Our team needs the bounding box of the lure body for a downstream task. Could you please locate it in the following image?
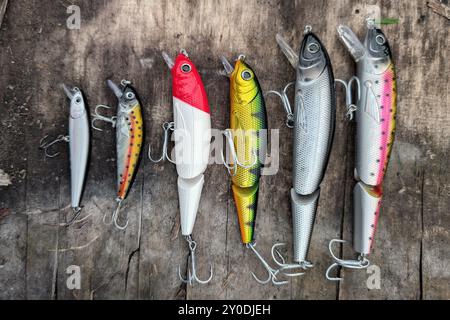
[169,52,211,236]
[67,87,90,210]
[292,32,335,263]
[338,23,397,255]
[275,30,335,264]
[110,81,144,201]
[91,80,144,230]
[228,57,267,244]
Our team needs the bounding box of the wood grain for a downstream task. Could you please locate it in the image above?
[0,0,448,300]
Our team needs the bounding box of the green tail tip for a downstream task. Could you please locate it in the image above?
[376,18,400,25]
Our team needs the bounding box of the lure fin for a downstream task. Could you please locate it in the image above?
[364,81,381,123]
[61,83,75,100]
[275,34,298,69]
[337,25,366,62]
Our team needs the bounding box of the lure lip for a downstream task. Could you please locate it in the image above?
[107,79,123,99]
[220,54,249,77]
[336,24,366,62]
[162,51,175,69]
[162,49,190,70]
[61,83,76,100]
[275,34,298,69]
[220,56,234,76]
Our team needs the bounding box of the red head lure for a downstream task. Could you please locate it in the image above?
[149,50,212,285]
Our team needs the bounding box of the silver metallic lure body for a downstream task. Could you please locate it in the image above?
[67,87,90,211]
[291,30,336,265]
[326,20,397,281]
[39,85,90,225]
[271,27,335,271]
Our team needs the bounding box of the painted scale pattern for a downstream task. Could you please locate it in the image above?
[229,59,267,244]
[367,63,397,251]
[117,102,143,200]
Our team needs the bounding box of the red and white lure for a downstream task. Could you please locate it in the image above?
[326,19,397,281]
[149,50,213,285]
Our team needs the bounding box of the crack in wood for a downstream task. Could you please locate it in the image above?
[427,0,450,20]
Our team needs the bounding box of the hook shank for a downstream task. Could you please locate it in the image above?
[178,235,213,285]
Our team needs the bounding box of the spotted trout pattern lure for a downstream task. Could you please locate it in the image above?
[92,79,144,230]
[326,19,397,280]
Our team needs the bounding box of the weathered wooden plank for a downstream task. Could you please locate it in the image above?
[271,0,355,300]
[423,147,450,299]
[338,0,449,299]
[0,0,28,300]
[0,0,7,29]
[0,0,448,300]
[140,58,186,300]
[421,0,450,300]
[53,11,148,299]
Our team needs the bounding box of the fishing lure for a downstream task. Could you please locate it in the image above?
[221,54,292,285]
[149,49,213,285]
[92,79,144,230]
[39,84,90,225]
[326,19,397,280]
[268,26,336,275]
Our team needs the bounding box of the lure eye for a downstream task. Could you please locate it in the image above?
[75,97,81,104]
[375,34,386,45]
[307,42,320,54]
[241,70,252,81]
[125,92,135,100]
[181,63,192,73]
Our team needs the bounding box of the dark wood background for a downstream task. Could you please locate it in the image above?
[0,0,449,300]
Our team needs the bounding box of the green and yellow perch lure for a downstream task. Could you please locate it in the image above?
[221,55,289,285]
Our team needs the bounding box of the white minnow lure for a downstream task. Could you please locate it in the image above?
[149,49,213,285]
[39,84,90,226]
[91,79,144,230]
[326,19,397,281]
[268,25,336,277]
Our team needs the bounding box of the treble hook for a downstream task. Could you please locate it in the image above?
[270,243,313,277]
[178,235,213,285]
[266,82,295,128]
[246,242,288,285]
[148,122,176,164]
[39,134,69,158]
[61,207,83,227]
[335,76,360,121]
[325,239,370,281]
[221,129,258,176]
[103,198,128,230]
[91,105,117,131]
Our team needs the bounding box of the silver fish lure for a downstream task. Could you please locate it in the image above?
[326,19,397,281]
[268,26,336,275]
[39,84,90,225]
[92,79,144,230]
